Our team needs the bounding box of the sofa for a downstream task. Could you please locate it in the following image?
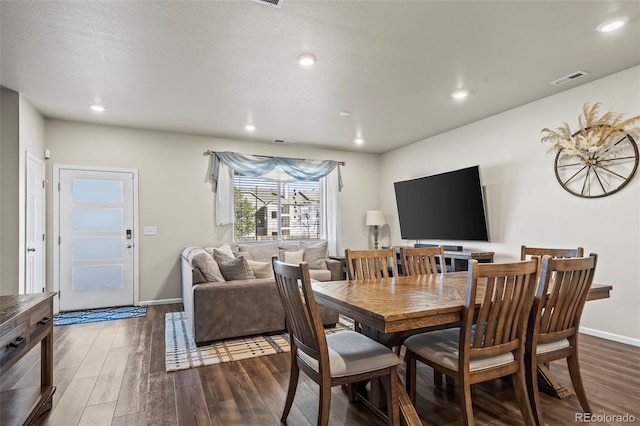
[181,240,341,345]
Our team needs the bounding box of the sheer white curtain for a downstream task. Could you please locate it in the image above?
[215,161,234,225]
[322,168,343,256]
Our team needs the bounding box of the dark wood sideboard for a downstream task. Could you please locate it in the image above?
[0,293,56,426]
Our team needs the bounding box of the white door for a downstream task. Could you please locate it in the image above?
[58,168,135,311]
[26,153,46,294]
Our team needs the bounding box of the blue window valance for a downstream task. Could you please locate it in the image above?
[211,151,343,191]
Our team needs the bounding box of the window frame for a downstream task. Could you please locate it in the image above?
[232,172,324,242]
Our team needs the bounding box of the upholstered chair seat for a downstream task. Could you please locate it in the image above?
[297,330,399,377]
[404,328,515,373]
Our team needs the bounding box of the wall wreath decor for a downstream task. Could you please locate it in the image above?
[541,103,640,198]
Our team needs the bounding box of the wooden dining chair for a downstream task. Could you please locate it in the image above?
[272,258,400,426]
[525,254,598,426]
[400,246,446,276]
[345,248,396,280]
[520,245,584,261]
[344,248,396,334]
[404,259,539,426]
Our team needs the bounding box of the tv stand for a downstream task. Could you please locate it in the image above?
[415,243,463,252]
[396,245,494,273]
[442,249,494,271]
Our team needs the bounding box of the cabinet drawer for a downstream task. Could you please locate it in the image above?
[0,321,28,367]
[30,304,53,339]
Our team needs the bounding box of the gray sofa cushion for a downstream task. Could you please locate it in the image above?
[235,241,279,262]
[193,278,285,343]
[247,259,273,278]
[309,269,332,281]
[302,240,329,270]
[205,242,235,259]
[284,249,304,264]
[216,255,255,281]
[190,250,225,282]
[278,241,301,260]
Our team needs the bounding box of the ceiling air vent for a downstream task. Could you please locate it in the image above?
[550,71,589,86]
[272,139,296,144]
[251,0,283,8]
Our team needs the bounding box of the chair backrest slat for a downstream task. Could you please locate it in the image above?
[272,258,328,364]
[345,248,395,280]
[400,246,445,276]
[521,245,584,261]
[465,259,538,358]
[534,255,597,340]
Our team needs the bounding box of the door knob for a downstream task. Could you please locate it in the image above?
[27,248,36,252]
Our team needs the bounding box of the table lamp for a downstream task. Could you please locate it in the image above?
[366,210,386,249]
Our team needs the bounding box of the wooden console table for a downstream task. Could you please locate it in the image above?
[0,293,56,426]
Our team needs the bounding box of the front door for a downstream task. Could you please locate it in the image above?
[58,168,136,311]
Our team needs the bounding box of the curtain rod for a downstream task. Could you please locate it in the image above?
[206,150,346,166]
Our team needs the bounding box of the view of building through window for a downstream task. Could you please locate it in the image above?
[233,172,322,241]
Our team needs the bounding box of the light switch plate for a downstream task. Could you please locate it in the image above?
[144,226,158,236]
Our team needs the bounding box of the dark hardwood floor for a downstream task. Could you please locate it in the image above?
[2,303,638,425]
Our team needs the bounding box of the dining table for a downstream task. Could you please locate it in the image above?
[312,271,612,426]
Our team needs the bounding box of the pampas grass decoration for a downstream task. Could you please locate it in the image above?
[541,103,640,159]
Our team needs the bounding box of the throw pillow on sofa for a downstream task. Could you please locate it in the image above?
[191,252,226,282]
[278,241,301,261]
[205,242,235,259]
[216,255,256,280]
[247,259,273,278]
[236,241,279,263]
[284,249,305,265]
[301,240,329,270]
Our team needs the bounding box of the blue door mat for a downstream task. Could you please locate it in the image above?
[54,305,147,326]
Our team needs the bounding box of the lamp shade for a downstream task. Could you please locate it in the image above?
[365,210,386,226]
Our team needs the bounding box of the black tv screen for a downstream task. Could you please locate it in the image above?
[394,165,489,241]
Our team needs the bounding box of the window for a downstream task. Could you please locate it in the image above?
[233,172,323,241]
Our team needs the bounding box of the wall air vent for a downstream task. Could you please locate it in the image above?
[272,139,296,144]
[251,0,283,8]
[550,71,589,86]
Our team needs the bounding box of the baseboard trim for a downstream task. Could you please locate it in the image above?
[138,298,183,306]
[580,326,640,347]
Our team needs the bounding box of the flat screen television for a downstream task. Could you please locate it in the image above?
[394,165,489,241]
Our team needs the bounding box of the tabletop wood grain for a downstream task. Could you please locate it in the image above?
[312,272,612,334]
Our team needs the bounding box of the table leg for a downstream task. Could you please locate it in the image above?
[355,326,422,425]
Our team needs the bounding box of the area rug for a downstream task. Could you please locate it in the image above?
[54,305,147,326]
[165,311,353,372]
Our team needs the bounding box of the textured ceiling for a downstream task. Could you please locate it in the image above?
[1,1,639,153]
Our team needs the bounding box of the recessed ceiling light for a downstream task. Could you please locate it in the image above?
[339,111,351,116]
[245,123,256,132]
[90,104,105,113]
[297,53,316,66]
[597,17,629,32]
[452,90,469,100]
[354,137,364,145]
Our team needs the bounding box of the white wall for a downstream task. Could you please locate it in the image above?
[0,89,45,295]
[0,87,20,295]
[45,121,379,302]
[380,66,640,343]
